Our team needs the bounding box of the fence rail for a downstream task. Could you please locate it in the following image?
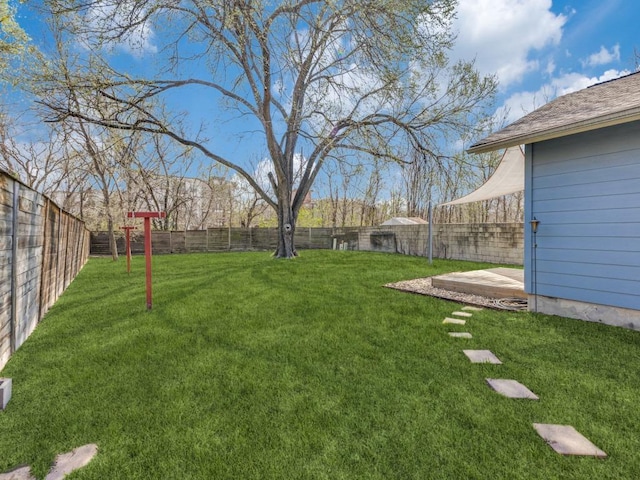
[1,170,91,371]
[91,223,523,265]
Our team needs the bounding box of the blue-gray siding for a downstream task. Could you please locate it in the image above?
[524,120,640,310]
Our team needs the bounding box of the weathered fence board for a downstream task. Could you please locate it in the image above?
[40,201,59,316]
[0,170,90,371]
[90,224,523,264]
[186,230,207,252]
[168,231,185,253]
[91,227,334,254]
[207,228,230,251]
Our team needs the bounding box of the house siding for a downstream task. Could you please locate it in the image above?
[525,120,640,311]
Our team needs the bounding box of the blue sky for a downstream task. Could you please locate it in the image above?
[449,0,638,125]
[10,0,640,190]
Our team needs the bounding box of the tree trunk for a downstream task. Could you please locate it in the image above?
[107,216,119,261]
[274,191,297,258]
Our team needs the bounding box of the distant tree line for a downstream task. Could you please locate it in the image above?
[1,106,523,239]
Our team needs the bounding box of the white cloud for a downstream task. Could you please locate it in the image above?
[451,0,567,87]
[495,88,552,124]
[581,44,620,67]
[497,69,631,123]
[549,69,629,95]
[545,60,556,76]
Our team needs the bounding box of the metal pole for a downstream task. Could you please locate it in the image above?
[532,227,538,313]
[144,217,152,310]
[128,211,164,310]
[126,229,132,273]
[428,201,433,265]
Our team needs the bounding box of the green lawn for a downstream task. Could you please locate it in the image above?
[1,251,639,479]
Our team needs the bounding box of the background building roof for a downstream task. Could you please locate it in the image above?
[380,217,428,226]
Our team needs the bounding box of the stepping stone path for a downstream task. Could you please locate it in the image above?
[533,424,607,458]
[0,444,98,480]
[443,317,466,325]
[0,465,33,480]
[486,378,539,399]
[463,349,502,364]
[448,332,472,339]
[442,305,607,458]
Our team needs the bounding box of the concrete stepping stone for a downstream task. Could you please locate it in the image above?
[533,424,607,458]
[449,332,472,338]
[452,311,473,317]
[45,444,99,480]
[486,379,539,399]
[0,378,12,410]
[443,318,466,325]
[462,306,483,311]
[463,350,502,364]
[0,444,98,480]
[0,465,35,480]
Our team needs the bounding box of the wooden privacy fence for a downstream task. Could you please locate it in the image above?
[1,171,91,371]
[90,227,334,255]
[91,223,523,265]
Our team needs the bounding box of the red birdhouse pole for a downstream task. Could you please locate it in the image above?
[127,211,166,310]
[120,226,136,273]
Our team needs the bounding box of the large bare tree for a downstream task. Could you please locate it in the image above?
[41,0,496,257]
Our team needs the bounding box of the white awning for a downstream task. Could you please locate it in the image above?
[440,146,524,206]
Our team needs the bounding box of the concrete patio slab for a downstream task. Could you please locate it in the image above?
[533,424,607,458]
[462,306,483,311]
[463,350,502,364]
[449,332,473,338]
[432,268,526,299]
[45,444,99,480]
[452,311,473,317]
[0,466,35,480]
[486,379,539,399]
[443,318,466,325]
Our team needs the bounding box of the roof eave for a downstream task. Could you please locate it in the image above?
[467,108,640,154]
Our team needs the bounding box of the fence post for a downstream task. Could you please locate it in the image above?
[10,179,19,355]
[38,199,50,321]
[56,206,62,297]
[428,201,433,265]
[64,215,72,288]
